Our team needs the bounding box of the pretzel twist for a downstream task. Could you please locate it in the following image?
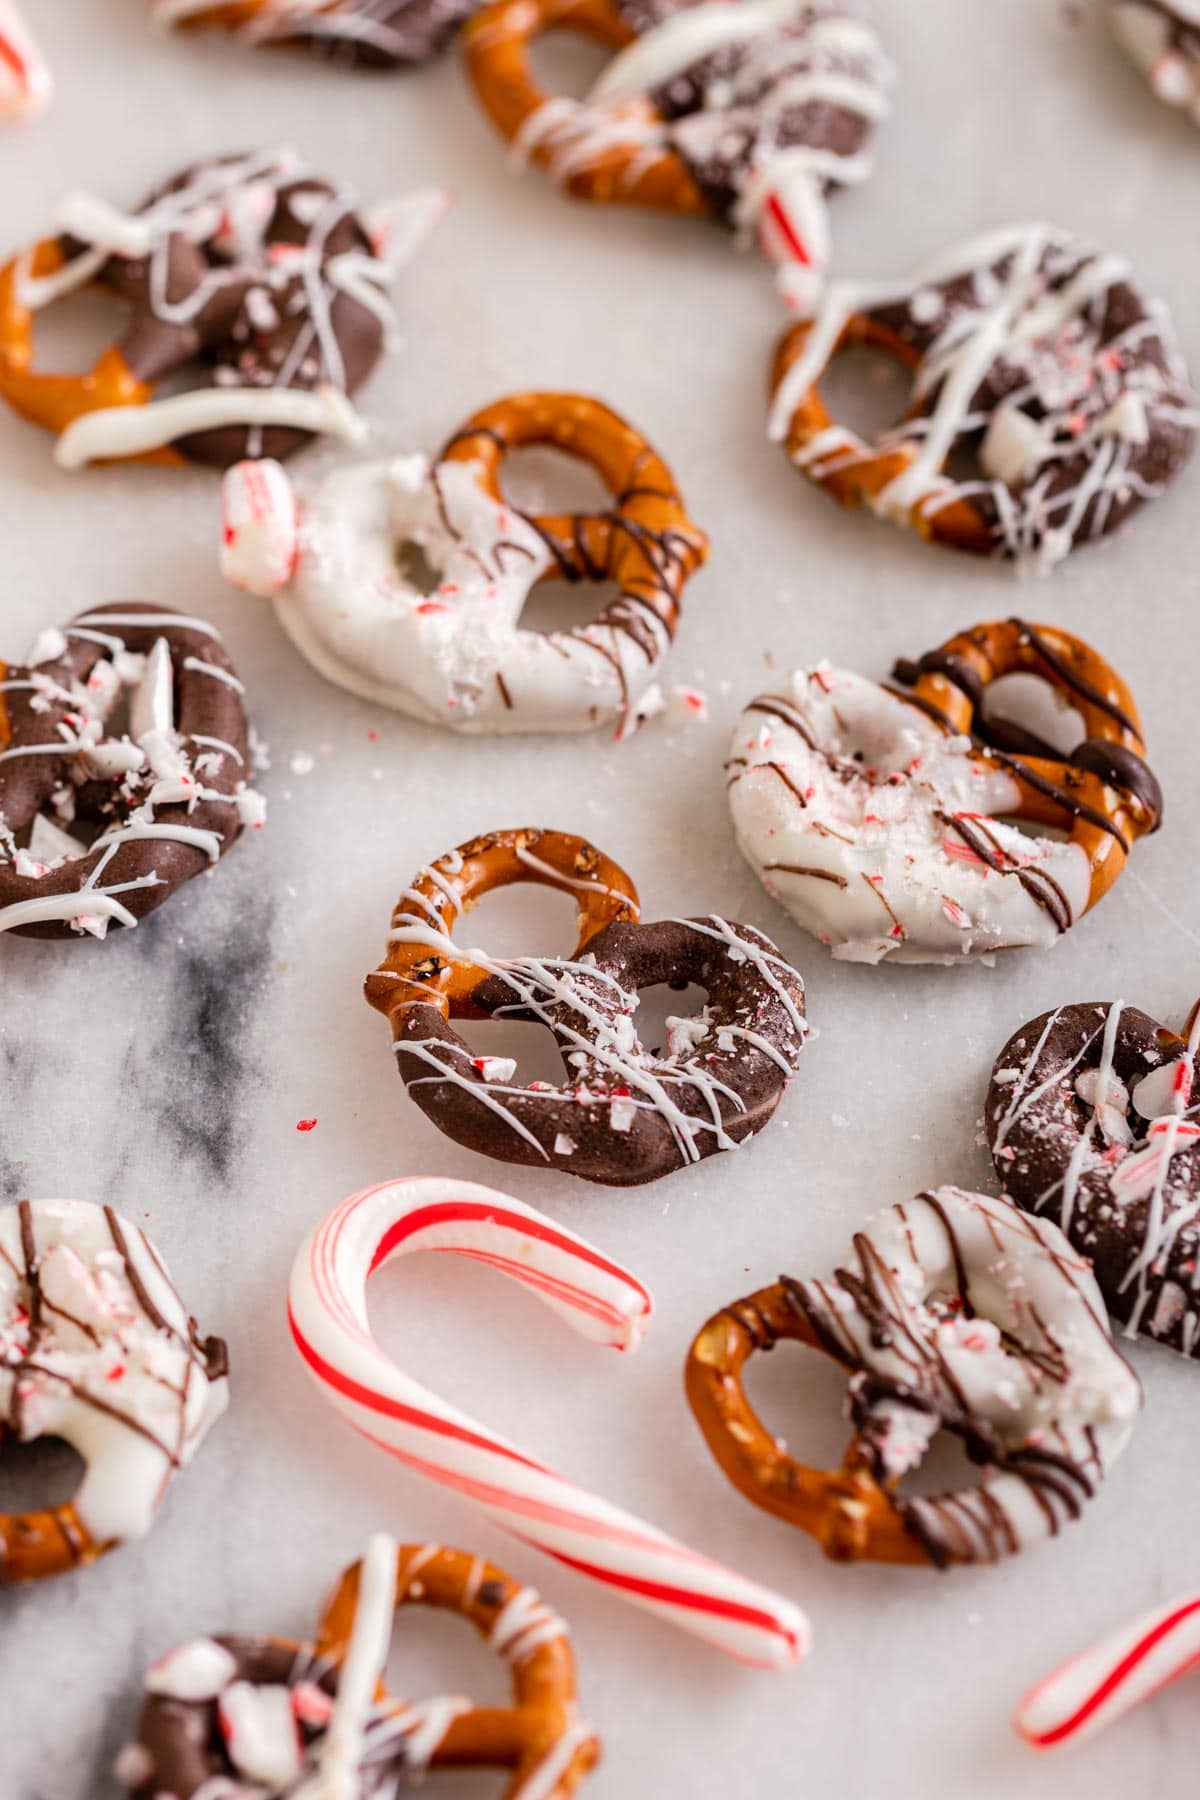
[443,390,707,647]
[366,827,640,1023]
[895,617,1161,914]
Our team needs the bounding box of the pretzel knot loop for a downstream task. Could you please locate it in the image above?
[686,1188,1142,1569]
[220,390,707,735]
[366,827,807,1185]
[119,1538,598,1797]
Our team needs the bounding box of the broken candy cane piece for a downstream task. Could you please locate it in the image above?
[221,459,300,598]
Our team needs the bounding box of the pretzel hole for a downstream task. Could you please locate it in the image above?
[381,1606,512,1717]
[978,671,1086,760]
[0,1435,85,1514]
[633,980,708,1057]
[498,446,612,517]
[527,30,614,101]
[27,283,127,374]
[394,539,444,597]
[520,576,620,635]
[741,1343,1003,1502]
[819,346,914,447]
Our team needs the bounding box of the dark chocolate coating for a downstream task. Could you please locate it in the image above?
[62,154,385,467]
[396,916,806,1186]
[987,1002,1200,1356]
[129,1637,347,1798]
[0,603,255,940]
[647,7,885,225]
[255,0,478,64]
[864,234,1195,557]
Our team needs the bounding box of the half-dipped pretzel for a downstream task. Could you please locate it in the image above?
[116,1534,597,1796]
[153,0,478,64]
[0,1199,228,1586]
[219,391,708,735]
[989,999,1200,1358]
[465,0,890,285]
[0,603,265,940]
[0,147,444,470]
[768,222,1196,566]
[365,828,807,1185]
[686,1187,1141,1567]
[727,617,1160,964]
[1112,2,1200,121]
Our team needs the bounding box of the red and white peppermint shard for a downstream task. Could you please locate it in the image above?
[221,459,299,597]
[1015,1593,1200,1748]
[0,1,51,124]
[287,1176,810,1670]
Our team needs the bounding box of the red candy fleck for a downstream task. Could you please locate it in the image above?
[296,1118,318,1133]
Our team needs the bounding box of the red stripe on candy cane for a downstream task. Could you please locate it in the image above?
[1015,1595,1200,1748]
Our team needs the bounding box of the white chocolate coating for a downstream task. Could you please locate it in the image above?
[0,1198,228,1545]
[221,452,677,734]
[727,666,1093,964]
[791,1186,1141,1561]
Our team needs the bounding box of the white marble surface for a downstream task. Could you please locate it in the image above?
[1,1,1199,1795]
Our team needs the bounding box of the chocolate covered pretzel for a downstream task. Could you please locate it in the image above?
[116,1535,597,1797]
[365,828,808,1186]
[153,0,478,64]
[466,0,890,290]
[728,618,1160,964]
[687,1188,1141,1567]
[0,147,444,469]
[768,222,1196,567]
[0,602,265,940]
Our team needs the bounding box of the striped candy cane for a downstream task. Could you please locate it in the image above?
[288,1177,810,1671]
[1015,1594,1200,1748]
[0,1,51,123]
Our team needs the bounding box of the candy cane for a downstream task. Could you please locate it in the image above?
[287,1177,810,1671]
[0,0,51,124]
[1015,1594,1200,1748]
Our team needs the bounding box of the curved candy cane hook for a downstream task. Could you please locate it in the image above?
[287,1177,810,1670]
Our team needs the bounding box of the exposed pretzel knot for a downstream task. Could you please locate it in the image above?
[365,827,807,1186]
[768,222,1195,567]
[220,390,708,735]
[0,1199,228,1587]
[117,1535,597,1796]
[464,0,889,285]
[0,147,440,470]
[728,617,1159,965]
[685,1187,1141,1569]
[152,0,477,65]
[0,602,265,940]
